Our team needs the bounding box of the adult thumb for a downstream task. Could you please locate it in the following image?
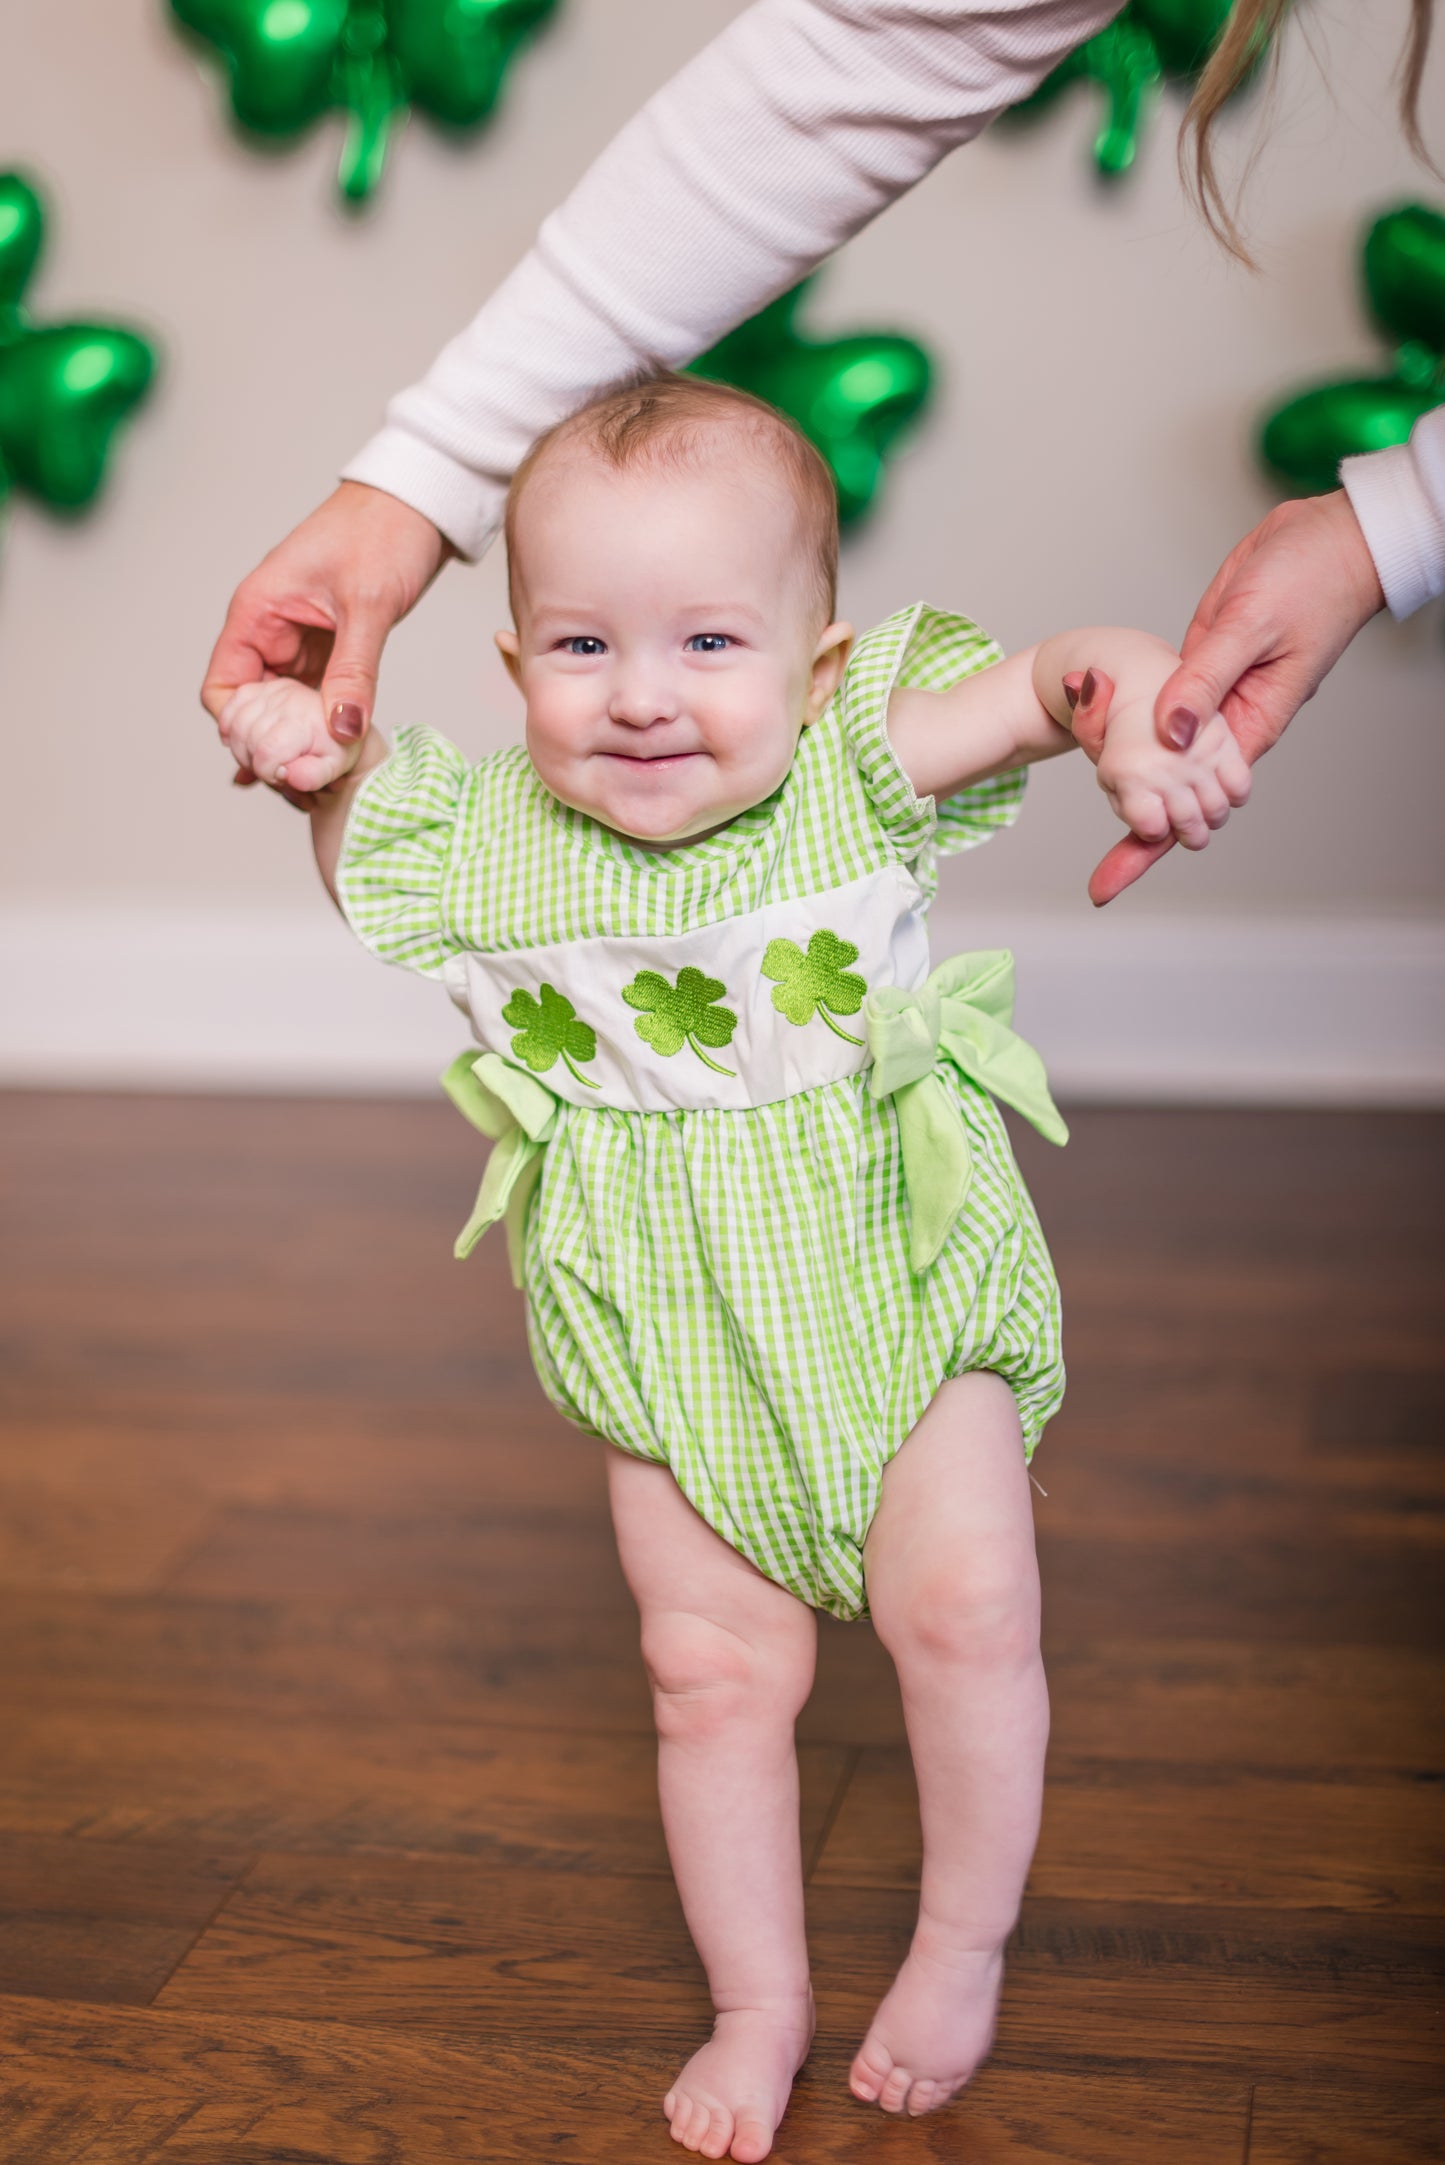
[321,599,390,745]
[1154,615,1263,751]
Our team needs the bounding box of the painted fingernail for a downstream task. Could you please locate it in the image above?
[1080,669,1097,707]
[1064,681,1081,711]
[329,702,365,742]
[1167,706,1199,749]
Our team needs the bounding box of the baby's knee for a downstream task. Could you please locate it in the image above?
[641,1609,810,1741]
[873,1559,1041,1675]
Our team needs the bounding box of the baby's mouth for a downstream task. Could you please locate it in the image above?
[602,748,701,766]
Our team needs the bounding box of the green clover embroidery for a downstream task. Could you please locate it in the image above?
[622,967,737,1077]
[762,930,867,1046]
[502,983,599,1088]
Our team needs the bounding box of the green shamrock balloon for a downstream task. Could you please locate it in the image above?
[1010,0,1248,177]
[622,967,738,1077]
[1259,204,1445,496]
[169,0,559,206]
[689,277,933,526]
[502,982,599,1088]
[0,172,157,517]
[762,931,866,1046]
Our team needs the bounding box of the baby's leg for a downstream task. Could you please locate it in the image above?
[849,1373,1048,2118]
[607,1450,818,2163]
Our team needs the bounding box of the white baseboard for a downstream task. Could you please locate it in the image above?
[2,901,1443,1105]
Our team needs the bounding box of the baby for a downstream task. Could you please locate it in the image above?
[219,376,1249,2163]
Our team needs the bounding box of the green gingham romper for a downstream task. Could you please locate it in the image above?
[337,603,1066,1621]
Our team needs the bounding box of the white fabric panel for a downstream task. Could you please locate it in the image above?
[452,862,930,1110]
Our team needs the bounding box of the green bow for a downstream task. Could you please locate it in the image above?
[441,1048,558,1283]
[865,951,1068,1272]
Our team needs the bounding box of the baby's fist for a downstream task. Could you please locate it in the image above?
[1096,701,1252,854]
[219,678,359,800]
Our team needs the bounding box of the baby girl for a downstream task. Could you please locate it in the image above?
[218,375,1249,2162]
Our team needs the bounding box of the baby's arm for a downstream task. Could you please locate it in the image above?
[219,677,389,900]
[888,627,1252,858]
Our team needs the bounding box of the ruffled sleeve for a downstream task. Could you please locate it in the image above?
[837,603,1027,862]
[335,726,470,979]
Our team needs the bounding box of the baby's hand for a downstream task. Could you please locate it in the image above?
[218,678,360,799]
[1094,691,1252,855]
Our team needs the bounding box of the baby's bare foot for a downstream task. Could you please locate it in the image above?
[848,1922,1004,2118]
[663,1990,815,2161]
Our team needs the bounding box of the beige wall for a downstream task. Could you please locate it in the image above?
[2,0,1442,937]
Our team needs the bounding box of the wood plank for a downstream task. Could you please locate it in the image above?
[0,1479,214,1597]
[1034,1641,1445,1772]
[0,1836,248,2006]
[1034,1532,1445,1647]
[159,1500,632,1609]
[0,1995,669,2165]
[0,1406,612,1512]
[815,1629,1445,1764]
[6,1589,1440,1769]
[0,1588,657,1731]
[0,1705,847,1872]
[0,1994,1248,2165]
[153,1851,1443,2086]
[814,1750,1445,1911]
[1248,2081,1445,2163]
[1033,1425,1445,1547]
[157,1849,711,2035]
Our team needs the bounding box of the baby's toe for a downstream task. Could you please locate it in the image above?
[731,2110,773,2162]
[699,2105,733,2158]
[848,2036,893,2101]
[877,2063,915,2114]
[906,2077,942,2115]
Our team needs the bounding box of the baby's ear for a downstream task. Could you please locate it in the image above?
[803,621,854,725]
[494,629,523,691]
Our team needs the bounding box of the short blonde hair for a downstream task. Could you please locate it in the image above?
[504,372,839,624]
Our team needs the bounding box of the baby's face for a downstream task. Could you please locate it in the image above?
[498,447,850,846]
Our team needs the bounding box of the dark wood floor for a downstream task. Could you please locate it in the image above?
[0,1094,1441,2163]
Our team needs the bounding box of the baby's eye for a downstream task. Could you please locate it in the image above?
[686,633,732,654]
[559,636,606,657]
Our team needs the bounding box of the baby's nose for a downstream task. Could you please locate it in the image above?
[609,678,680,727]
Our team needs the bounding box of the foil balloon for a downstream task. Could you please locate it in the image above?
[0,172,157,517]
[1259,204,1445,495]
[170,0,559,207]
[689,280,934,527]
[1011,0,1244,177]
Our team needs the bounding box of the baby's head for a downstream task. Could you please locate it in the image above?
[497,374,852,846]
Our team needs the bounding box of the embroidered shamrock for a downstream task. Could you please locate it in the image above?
[170,0,558,207]
[0,172,157,517]
[502,983,599,1088]
[762,930,867,1046]
[622,968,737,1077]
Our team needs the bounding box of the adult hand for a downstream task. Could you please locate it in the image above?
[202,480,450,781]
[1076,490,1385,905]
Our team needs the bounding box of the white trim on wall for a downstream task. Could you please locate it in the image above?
[3,902,1443,1105]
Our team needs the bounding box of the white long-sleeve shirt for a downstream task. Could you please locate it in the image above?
[1341,408,1445,621]
[342,0,1445,618]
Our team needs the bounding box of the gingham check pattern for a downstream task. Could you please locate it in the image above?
[339,605,1064,1619]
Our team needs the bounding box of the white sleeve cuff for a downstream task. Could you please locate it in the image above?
[1340,412,1445,621]
[341,428,506,562]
